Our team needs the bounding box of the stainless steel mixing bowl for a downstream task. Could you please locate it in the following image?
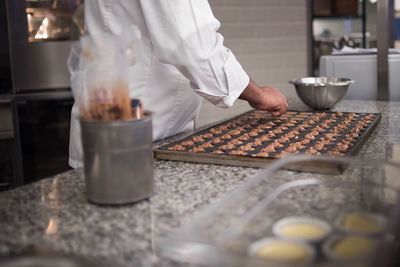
[289,77,354,110]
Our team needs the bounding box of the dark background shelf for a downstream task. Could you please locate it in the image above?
[313,15,363,19]
[309,0,368,76]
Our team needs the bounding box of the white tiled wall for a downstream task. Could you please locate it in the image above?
[198,0,308,127]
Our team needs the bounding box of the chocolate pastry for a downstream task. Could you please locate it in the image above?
[220,144,235,150]
[190,147,205,152]
[192,136,205,143]
[220,134,232,140]
[165,110,377,161]
[230,150,248,156]
[202,133,213,139]
[239,144,255,151]
[168,145,186,151]
[181,140,195,146]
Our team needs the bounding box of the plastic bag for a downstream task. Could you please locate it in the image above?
[68,30,140,121]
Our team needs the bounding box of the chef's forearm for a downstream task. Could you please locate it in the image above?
[239,80,288,115]
[239,80,262,104]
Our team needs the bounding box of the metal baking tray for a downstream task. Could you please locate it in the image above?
[154,110,381,173]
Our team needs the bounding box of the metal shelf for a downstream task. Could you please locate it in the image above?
[308,0,368,76]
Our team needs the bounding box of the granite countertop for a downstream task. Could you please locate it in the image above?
[0,100,400,267]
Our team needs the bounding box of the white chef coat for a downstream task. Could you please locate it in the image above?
[69,0,250,168]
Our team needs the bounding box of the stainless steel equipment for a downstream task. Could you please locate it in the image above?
[80,115,154,205]
[377,0,394,101]
[155,110,381,174]
[320,54,400,101]
[289,77,353,109]
[6,0,84,92]
[0,1,82,188]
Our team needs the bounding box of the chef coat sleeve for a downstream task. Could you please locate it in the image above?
[139,0,250,108]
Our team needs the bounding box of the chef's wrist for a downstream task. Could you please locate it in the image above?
[239,80,262,105]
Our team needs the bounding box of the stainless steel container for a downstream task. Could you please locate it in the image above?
[289,77,353,110]
[80,115,153,205]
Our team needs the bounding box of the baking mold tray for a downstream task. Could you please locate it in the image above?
[154,110,381,173]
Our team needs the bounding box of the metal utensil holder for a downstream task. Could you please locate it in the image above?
[80,114,154,205]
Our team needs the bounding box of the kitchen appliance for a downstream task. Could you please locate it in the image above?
[14,95,73,184]
[6,0,84,92]
[320,54,400,101]
[289,77,353,109]
[0,1,83,187]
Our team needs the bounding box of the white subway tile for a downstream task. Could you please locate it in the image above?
[213,7,241,23]
[210,0,308,91]
[282,0,307,7]
[239,7,269,23]
[219,24,255,39]
[251,0,282,7]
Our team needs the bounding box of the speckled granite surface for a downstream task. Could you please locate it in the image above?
[0,100,399,267]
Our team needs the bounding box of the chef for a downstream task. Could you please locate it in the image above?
[69,0,288,168]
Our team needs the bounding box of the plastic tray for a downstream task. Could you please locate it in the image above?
[160,156,400,267]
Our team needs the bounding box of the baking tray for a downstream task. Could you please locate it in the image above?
[154,110,381,173]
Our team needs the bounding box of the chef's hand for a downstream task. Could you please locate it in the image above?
[239,80,288,116]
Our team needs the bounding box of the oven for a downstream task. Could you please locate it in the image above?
[0,100,16,191]
[6,0,84,92]
[13,94,74,185]
[0,94,74,188]
[0,0,83,188]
